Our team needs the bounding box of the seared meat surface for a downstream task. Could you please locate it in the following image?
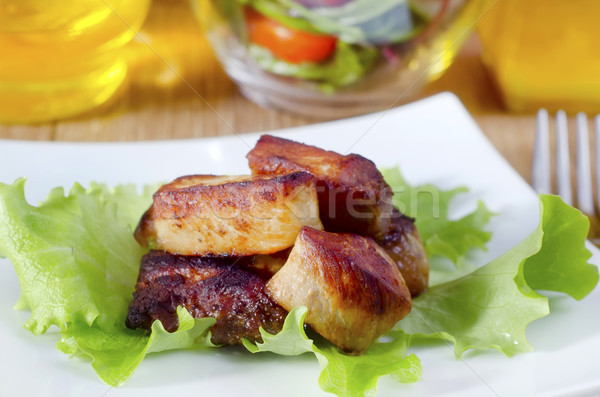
[266,227,412,354]
[127,137,428,353]
[134,172,323,256]
[237,248,291,279]
[378,211,429,297]
[126,250,287,345]
[246,135,429,296]
[247,135,395,240]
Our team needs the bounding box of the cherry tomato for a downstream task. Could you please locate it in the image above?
[245,8,337,64]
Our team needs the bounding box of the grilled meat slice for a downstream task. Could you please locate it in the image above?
[377,212,429,297]
[246,135,395,240]
[134,172,323,256]
[126,250,287,345]
[247,135,429,297]
[237,248,291,280]
[266,227,412,354]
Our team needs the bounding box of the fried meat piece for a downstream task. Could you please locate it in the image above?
[378,211,429,297]
[266,227,412,354]
[126,250,287,345]
[134,172,323,256]
[247,135,429,297]
[246,135,394,239]
[237,248,291,280]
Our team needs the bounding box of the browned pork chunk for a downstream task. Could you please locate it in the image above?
[247,135,395,240]
[377,211,429,297]
[126,250,287,345]
[237,248,291,279]
[266,227,412,355]
[134,172,323,256]
[246,135,429,296]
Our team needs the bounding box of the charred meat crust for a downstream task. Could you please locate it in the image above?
[134,172,323,256]
[128,138,428,353]
[300,228,410,314]
[237,248,291,280]
[377,210,429,297]
[246,135,395,239]
[126,250,287,345]
[246,135,429,296]
[266,227,411,354]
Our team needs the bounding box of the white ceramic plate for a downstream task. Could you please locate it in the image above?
[1,93,599,397]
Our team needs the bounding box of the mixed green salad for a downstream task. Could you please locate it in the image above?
[0,167,598,396]
[211,0,451,90]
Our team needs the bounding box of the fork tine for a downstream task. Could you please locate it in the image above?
[556,110,573,205]
[576,112,594,215]
[532,109,551,194]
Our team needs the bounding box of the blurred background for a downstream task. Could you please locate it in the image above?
[1,0,598,182]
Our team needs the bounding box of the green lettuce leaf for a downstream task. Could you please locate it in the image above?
[88,182,160,231]
[381,167,493,265]
[315,343,421,397]
[242,305,314,355]
[398,194,598,356]
[0,178,420,394]
[1,173,597,396]
[0,179,215,386]
[522,195,598,299]
[58,308,216,386]
[0,179,146,334]
[243,307,421,397]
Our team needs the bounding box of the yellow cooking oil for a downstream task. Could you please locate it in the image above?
[478,0,600,113]
[0,0,151,124]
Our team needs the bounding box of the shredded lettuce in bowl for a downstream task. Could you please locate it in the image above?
[247,41,379,92]
[215,0,432,89]
[242,0,427,44]
[0,167,597,396]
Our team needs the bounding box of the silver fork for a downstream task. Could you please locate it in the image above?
[532,109,600,245]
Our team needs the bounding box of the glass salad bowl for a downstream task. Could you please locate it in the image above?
[193,0,491,118]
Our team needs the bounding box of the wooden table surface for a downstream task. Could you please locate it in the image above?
[0,0,572,185]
